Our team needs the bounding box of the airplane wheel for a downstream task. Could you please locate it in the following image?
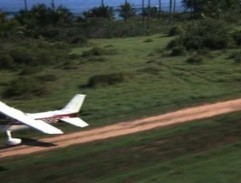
[6,138,22,146]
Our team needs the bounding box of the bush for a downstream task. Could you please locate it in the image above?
[186,54,203,64]
[18,67,41,75]
[40,29,59,38]
[183,35,204,50]
[82,47,117,57]
[167,19,230,51]
[83,5,114,20]
[143,38,153,43]
[9,48,36,65]
[169,25,185,36]
[0,51,14,69]
[166,38,183,49]
[203,35,228,49]
[69,36,87,44]
[36,74,57,82]
[170,46,187,56]
[196,48,210,55]
[86,73,125,87]
[2,77,47,98]
[232,31,241,46]
[228,51,241,63]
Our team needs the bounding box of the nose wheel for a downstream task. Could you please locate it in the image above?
[6,131,22,146]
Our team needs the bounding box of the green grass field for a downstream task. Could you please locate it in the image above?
[1,34,241,127]
[1,112,241,183]
[1,33,241,182]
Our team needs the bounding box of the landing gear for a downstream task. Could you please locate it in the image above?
[6,131,22,146]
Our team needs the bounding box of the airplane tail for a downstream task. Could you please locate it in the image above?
[62,94,86,113]
[61,94,89,128]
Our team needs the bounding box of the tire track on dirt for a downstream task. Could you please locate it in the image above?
[1,98,241,159]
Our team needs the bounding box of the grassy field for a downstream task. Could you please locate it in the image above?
[1,34,241,127]
[1,112,241,182]
[1,33,241,182]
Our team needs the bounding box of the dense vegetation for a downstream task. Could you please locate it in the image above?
[0,0,241,120]
[1,1,241,182]
[0,0,241,99]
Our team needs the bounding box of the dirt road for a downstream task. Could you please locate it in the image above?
[1,98,241,159]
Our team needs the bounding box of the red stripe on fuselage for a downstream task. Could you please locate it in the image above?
[36,113,78,124]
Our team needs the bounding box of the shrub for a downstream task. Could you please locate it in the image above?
[186,54,203,64]
[83,5,114,20]
[232,31,241,46]
[40,29,59,38]
[86,73,125,87]
[169,25,185,36]
[69,36,87,44]
[82,47,105,57]
[36,74,57,82]
[166,38,183,49]
[168,19,230,51]
[0,51,14,69]
[34,50,53,65]
[170,46,187,56]
[196,48,210,55]
[2,77,47,98]
[18,67,41,75]
[9,48,36,65]
[183,35,204,50]
[82,47,117,57]
[203,35,228,49]
[143,38,153,43]
[228,51,241,63]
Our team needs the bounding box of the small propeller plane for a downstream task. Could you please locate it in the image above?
[0,94,89,145]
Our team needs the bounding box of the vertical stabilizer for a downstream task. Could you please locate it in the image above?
[62,94,86,113]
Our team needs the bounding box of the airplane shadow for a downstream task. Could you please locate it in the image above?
[0,138,57,150]
[20,138,57,147]
[0,166,8,172]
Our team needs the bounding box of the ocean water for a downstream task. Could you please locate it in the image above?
[0,0,183,15]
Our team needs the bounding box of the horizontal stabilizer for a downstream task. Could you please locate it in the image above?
[60,117,89,128]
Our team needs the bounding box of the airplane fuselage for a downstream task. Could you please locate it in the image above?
[0,110,78,132]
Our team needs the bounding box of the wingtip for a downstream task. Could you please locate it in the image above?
[46,129,64,135]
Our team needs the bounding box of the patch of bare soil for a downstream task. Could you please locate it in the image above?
[1,98,241,159]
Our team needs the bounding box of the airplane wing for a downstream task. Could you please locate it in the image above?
[60,117,89,128]
[0,102,63,134]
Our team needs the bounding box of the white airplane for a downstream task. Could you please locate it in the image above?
[0,94,89,145]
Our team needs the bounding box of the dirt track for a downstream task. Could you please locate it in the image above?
[1,98,241,159]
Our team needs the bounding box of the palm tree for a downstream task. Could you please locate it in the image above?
[158,0,162,12]
[119,1,136,21]
[101,0,105,6]
[142,0,145,23]
[51,0,55,10]
[147,0,151,30]
[169,0,173,24]
[23,0,28,11]
[173,0,176,14]
[147,0,151,13]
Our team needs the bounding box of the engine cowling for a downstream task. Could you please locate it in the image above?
[6,138,22,146]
